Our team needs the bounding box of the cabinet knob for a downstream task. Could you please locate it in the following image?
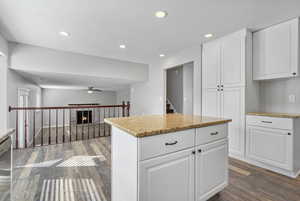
[217,85,220,87]
[192,151,196,155]
[198,149,202,153]
[221,85,224,87]
[292,72,297,76]
[288,133,292,136]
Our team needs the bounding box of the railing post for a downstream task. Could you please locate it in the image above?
[122,101,125,117]
[126,101,130,117]
[15,111,18,149]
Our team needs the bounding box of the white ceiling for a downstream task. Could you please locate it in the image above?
[16,70,131,91]
[1,0,300,64]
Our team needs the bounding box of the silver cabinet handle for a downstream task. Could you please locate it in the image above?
[261,121,272,124]
[165,141,178,146]
[210,132,219,135]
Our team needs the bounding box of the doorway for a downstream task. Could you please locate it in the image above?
[165,62,194,115]
[18,88,30,148]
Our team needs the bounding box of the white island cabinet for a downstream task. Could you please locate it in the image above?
[105,114,231,201]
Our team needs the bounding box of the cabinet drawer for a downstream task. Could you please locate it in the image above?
[196,124,227,145]
[247,115,293,130]
[138,129,195,161]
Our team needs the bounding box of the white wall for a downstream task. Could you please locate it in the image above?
[0,33,8,134]
[42,88,117,126]
[0,34,7,56]
[42,88,117,106]
[259,78,300,113]
[167,66,183,113]
[7,69,42,144]
[116,88,130,105]
[183,62,194,115]
[131,45,201,116]
[9,43,149,83]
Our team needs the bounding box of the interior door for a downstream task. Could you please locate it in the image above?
[221,31,245,87]
[196,140,228,201]
[202,89,220,117]
[202,41,220,89]
[246,126,293,170]
[139,148,195,201]
[220,87,245,157]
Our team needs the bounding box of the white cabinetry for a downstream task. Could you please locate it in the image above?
[111,123,229,201]
[221,87,245,156]
[139,148,195,201]
[202,30,245,89]
[253,18,299,80]
[195,140,228,201]
[246,115,300,178]
[202,29,258,159]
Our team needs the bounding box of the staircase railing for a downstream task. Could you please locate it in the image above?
[8,101,130,149]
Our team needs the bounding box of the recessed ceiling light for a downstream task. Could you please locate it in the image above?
[119,44,126,49]
[59,31,70,37]
[204,33,213,38]
[155,11,168,18]
[159,54,165,57]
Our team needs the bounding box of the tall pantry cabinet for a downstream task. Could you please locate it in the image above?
[202,29,259,159]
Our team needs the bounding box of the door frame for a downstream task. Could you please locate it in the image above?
[163,61,195,115]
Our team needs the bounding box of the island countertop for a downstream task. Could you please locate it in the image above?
[104,113,231,137]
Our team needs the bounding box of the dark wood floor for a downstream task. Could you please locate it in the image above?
[13,137,300,201]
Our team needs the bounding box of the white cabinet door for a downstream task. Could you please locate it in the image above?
[253,18,299,80]
[202,88,220,117]
[246,126,293,170]
[202,41,221,89]
[196,140,228,201]
[221,87,245,157]
[221,31,245,87]
[139,148,195,201]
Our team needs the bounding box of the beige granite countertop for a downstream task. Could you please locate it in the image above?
[247,112,300,119]
[104,114,231,137]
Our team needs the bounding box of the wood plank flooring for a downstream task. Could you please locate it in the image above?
[12,137,300,201]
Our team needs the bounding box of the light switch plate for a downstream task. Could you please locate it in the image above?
[289,94,296,103]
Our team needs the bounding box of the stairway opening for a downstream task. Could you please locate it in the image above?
[165,62,194,114]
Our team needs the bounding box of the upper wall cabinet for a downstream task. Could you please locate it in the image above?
[202,30,246,89]
[253,18,299,80]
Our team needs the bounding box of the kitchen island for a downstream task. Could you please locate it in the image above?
[105,114,231,201]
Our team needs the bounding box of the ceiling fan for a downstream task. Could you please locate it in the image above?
[87,86,102,94]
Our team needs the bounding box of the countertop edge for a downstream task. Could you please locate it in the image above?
[247,112,300,119]
[0,129,15,144]
[105,119,231,138]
